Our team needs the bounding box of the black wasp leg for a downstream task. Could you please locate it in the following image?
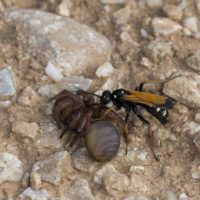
[132,105,159,161]
[132,105,150,125]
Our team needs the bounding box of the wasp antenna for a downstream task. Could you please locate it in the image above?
[73,86,101,98]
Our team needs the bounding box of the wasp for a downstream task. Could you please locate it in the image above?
[83,81,173,160]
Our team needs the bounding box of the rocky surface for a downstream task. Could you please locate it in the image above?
[4,7,112,76]
[0,0,200,199]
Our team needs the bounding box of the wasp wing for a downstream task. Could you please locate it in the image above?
[123,90,173,109]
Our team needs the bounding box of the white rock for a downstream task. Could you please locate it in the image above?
[96,61,114,77]
[71,147,99,173]
[182,121,200,136]
[38,84,56,98]
[31,151,74,186]
[195,113,200,123]
[100,0,128,4]
[30,172,42,190]
[146,0,163,8]
[152,17,182,36]
[17,86,38,106]
[103,173,130,196]
[93,163,118,185]
[166,190,177,200]
[163,75,200,108]
[4,8,112,76]
[58,76,92,91]
[0,100,11,107]
[56,0,73,17]
[18,187,50,200]
[65,179,95,200]
[0,152,23,184]
[101,79,116,91]
[179,193,188,199]
[12,121,39,140]
[140,29,148,38]
[162,4,183,21]
[35,121,63,155]
[144,40,173,62]
[0,66,16,100]
[185,49,200,72]
[45,62,63,82]
[183,17,198,33]
[112,5,132,24]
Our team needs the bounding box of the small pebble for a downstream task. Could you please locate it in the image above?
[96,61,114,77]
[146,0,163,8]
[0,66,16,100]
[152,17,182,36]
[163,4,183,21]
[195,113,200,123]
[163,75,200,108]
[17,86,38,106]
[167,190,177,200]
[140,28,148,38]
[18,187,50,200]
[45,62,63,82]
[185,49,200,72]
[56,0,73,17]
[12,121,39,140]
[183,17,198,33]
[94,163,118,185]
[179,193,188,199]
[0,152,23,184]
[103,173,130,196]
[65,179,95,200]
[112,5,132,24]
[100,0,128,4]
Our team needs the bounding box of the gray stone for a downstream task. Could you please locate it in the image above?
[185,49,200,72]
[56,0,73,17]
[96,61,114,77]
[17,86,39,106]
[146,0,163,8]
[0,152,23,184]
[163,75,200,108]
[183,17,198,33]
[0,66,16,100]
[18,187,50,200]
[182,121,200,136]
[112,5,132,24]
[162,4,183,21]
[35,121,63,155]
[144,40,173,62]
[152,17,182,36]
[57,76,92,92]
[93,163,118,185]
[0,100,11,107]
[104,173,130,196]
[38,84,56,98]
[4,8,112,76]
[31,151,74,186]
[166,190,177,200]
[12,121,39,140]
[71,147,99,173]
[100,0,128,4]
[65,179,95,200]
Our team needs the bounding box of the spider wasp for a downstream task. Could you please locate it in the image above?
[82,81,173,160]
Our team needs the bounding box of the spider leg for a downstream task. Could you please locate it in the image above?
[95,105,116,121]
